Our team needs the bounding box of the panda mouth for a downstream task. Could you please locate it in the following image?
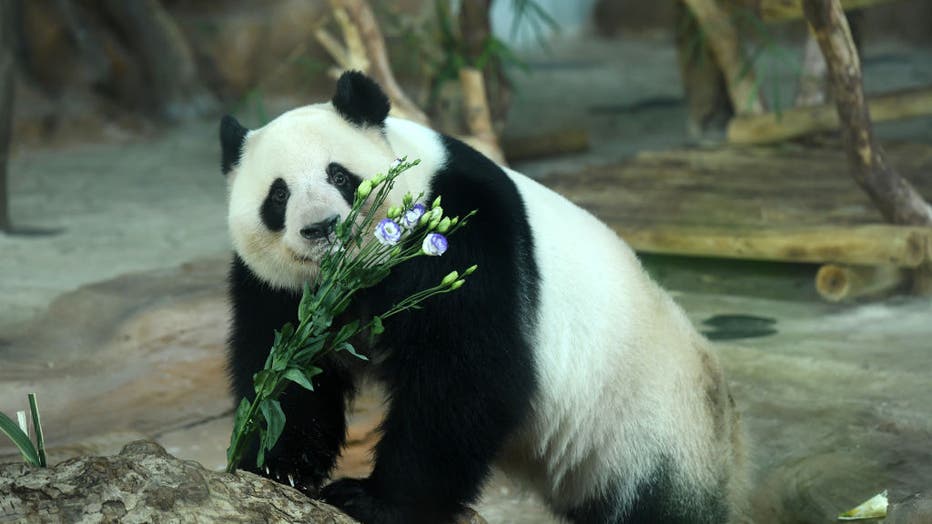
[286,246,320,264]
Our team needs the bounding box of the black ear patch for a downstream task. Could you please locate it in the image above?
[332,71,390,127]
[220,115,249,175]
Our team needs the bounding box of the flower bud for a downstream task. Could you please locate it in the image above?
[356,180,373,199]
[436,217,451,233]
[441,271,459,286]
[463,264,478,276]
[451,217,459,226]
[419,212,431,226]
[371,174,385,187]
[432,195,442,209]
[391,247,402,257]
[403,193,413,207]
[431,207,443,221]
[450,280,465,290]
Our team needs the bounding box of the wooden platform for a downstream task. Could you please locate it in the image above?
[542,140,932,268]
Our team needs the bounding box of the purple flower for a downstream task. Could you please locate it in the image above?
[375,218,402,246]
[400,203,427,229]
[422,233,448,256]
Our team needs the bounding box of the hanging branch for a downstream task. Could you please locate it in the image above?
[801,0,932,226]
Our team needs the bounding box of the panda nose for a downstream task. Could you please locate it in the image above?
[301,215,339,240]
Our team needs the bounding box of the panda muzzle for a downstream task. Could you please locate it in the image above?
[300,215,339,240]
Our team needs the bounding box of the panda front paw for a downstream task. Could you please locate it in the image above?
[252,453,321,497]
[321,477,392,524]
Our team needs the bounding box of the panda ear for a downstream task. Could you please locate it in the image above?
[220,115,249,176]
[332,70,390,127]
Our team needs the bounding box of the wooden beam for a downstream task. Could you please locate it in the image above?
[815,264,908,301]
[735,0,897,22]
[728,87,932,144]
[613,224,932,267]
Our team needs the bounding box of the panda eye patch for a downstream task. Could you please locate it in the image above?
[326,163,363,206]
[327,163,348,186]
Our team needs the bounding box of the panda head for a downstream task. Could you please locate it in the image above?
[221,71,394,290]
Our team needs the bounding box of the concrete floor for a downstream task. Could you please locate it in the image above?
[2,35,931,522]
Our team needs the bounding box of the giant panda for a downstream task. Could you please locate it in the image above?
[221,71,746,524]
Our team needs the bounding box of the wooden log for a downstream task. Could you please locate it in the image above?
[613,224,932,267]
[0,0,13,232]
[802,0,932,227]
[728,87,932,144]
[503,128,590,162]
[735,0,897,22]
[682,0,765,116]
[815,264,908,301]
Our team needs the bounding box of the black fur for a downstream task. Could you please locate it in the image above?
[220,115,248,175]
[332,71,391,127]
[327,162,363,206]
[227,256,355,494]
[563,462,729,524]
[260,178,290,232]
[320,134,541,524]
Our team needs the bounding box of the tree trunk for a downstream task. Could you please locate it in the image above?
[681,0,765,116]
[459,0,511,129]
[674,1,734,139]
[99,0,213,120]
[801,0,932,226]
[0,0,14,232]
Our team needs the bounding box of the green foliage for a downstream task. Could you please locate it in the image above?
[0,393,47,467]
[225,158,478,473]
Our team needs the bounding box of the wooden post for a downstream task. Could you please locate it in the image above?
[801,0,932,227]
[682,0,765,115]
[0,0,14,232]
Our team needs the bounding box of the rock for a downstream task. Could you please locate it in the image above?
[0,440,357,523]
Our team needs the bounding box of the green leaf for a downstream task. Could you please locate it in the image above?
[283,368,316,391]
[0,409,40,467]
[231,397,252,434]
[338,342,368,361]
[260,399,287,454]
[28,394,47,467]
[334,320,361,343]
[298,282,314,321]
[370,316,384,335]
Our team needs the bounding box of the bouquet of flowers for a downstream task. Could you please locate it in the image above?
[225,157,477,473]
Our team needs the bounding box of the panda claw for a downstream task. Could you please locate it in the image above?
[288,474,295,487]
[264,466,270,476]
